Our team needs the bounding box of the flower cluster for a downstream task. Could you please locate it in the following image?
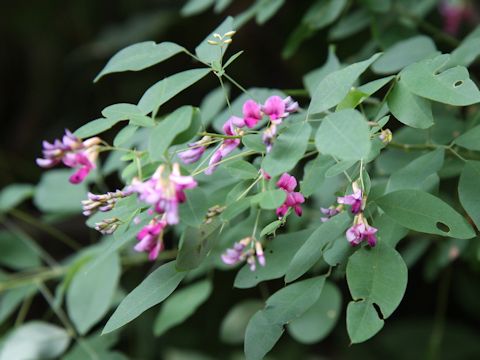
[36,130,101,184]
[127,163,197,259]
[177,95,299,173]
[337,182,377,246]
[81,189,132,216]
[221,236,265,271]
[276,173,305,218]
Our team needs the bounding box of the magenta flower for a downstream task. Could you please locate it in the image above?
[337,183,363,214]
[346,215,377,247]
[129,163,197,225]
[320,206,340,222]
[135,218,167,260]
[221,237,266,271]
[263,96,286,122]
[223,116,245,135]
[37,130,101,184]
[243,100,262,128]
[276,173,305,218]
[439,0,476,35]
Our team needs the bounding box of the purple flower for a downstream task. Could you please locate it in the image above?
[320,206,340,222]
[263,96,299,124]
[37,130,101,184]
[283,96,299,114]
[129,163,197,225]
[276,173,304,218]
[221,237,266,271]
[204,139,240,175]
[337,184,363,214]
[223,116,245,135]
[262,124,277,153]
[178,136,211,164]
[243,100,262,128]
[346,215,377,247]
[135,218,167,260]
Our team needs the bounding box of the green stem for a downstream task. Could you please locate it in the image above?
[198,132,242,139]
[9,208,82,251]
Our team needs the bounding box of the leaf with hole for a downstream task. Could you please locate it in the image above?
[346,242,408,343]
[401,54,480,106]
[376,189,475,239]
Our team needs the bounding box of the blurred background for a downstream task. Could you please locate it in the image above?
[1,0,480,359]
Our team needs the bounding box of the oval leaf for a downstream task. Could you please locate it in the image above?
[458,161,480,229]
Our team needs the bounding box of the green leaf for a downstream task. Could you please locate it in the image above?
[62,332,120,360]
[220,300,264,344]
[0,321,70,360]
[372,36,437,74]
[200,86,228,126]
[176,219,222,271]
[154,280,212,336]
[225,160,258,179]
[94,41,185,82]
[287,281,341,344]
[328,9,370,41]
[401,54,480,106]
[0,230,41,270]
[454,125,480,151]
[325,159,356,177]
[346,243,408,343]
[244,276,326,359]
[261,122,311,176]
[138,69,210,115]
[244,311,284,360]
[234,229,314,288]
[74,118,120,138]
[300,155,335,197]
[285,211,351,283]
[33,170,88,213]
[181,0,214,16]
[373,214,409,248]
[447,26,480,67]
[0,184,34,213]
[179,188,209,227]
[387,80,434,129]
[103,261,186,334]
[259,220,283,238]
[303,45,340,96]
[256,0,285,25]
[113,124,138,147]
[0,285,37,325]
[148,106,194,160]
[376,190,475,239]
[257,189,286,210]
[67,253,121,335]
[458,161,480,229]
[195,17,234,64]
[315,109,371,160]
[385,148,444,193]
[308,53,381,114]
[242,134,265,153]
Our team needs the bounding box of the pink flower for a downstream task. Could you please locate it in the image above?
[263,96,299,124]
[37,129,101,184]
[276,173,305,218]
[346,215,377,247]
[135,218,167,260]
[129,163,197,225]
[337,183,363,214]
[439,0,476,35]
[223,116,245,135]
[242,100,262,128]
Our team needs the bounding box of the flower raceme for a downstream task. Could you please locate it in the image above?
[276,173,305,218]
[36,129,101,184]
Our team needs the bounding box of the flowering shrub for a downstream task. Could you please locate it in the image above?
[2,0,480,359]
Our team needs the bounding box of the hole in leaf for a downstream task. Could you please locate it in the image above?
[372,302,385,320]
[436,221,450,233]
[453,80,463,87]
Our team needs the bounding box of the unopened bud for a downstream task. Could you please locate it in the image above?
[379,129,393,144]
[224,30,236,37]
